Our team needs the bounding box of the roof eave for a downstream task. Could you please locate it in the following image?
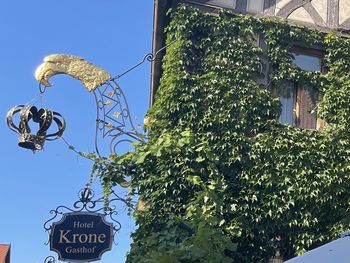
[150,0,178,106]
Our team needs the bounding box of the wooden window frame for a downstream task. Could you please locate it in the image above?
[274,46,326,130]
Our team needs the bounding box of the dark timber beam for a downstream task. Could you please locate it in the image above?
[327,0,339,28]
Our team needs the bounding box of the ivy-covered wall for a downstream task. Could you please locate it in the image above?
[107,4,350,262]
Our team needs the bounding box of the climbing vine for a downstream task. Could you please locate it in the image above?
[100,4,350,262]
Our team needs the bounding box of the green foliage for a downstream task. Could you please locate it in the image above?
[101,4,350,262]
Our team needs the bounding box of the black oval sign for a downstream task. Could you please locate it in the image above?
[50,212,113,262]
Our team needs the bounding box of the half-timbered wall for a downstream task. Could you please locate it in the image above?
[192,0,350,31]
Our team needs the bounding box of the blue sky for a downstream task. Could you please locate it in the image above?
[0,1,153,262]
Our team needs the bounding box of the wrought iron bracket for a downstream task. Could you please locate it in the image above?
[34,39,178,156]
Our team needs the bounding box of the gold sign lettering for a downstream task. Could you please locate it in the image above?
[59,230,72,243]
[73,221,94,228]
[65,246,97,254]
[98,234,106,243]
[59,230,107,244]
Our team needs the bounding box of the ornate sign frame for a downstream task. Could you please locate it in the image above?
[43,187,124,262]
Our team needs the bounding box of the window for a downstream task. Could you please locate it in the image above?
[206,0,236,9]
[247,0,264,13]
[205,0,263,13]
[277,48,324,130]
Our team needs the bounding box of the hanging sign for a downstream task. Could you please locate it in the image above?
[50,212,113,262]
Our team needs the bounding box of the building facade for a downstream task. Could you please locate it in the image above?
[0,244,10,263]
[123,1,350,262]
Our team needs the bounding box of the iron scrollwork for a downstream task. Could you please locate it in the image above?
[93,79,145,156]
[44,256,56,263]
[92,39,178,155]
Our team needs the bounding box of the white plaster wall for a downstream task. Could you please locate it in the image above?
[276,0,293,15]
[311,0,328,22]
[288,7,315,24]
[339,0,350,25]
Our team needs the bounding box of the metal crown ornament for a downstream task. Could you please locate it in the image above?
[6,105,66,151]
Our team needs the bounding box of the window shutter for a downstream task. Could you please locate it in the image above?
[296,87,317,129]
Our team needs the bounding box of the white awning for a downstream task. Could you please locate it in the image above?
[284,234,350,263]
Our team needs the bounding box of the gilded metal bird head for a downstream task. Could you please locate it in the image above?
[35,54,111,91]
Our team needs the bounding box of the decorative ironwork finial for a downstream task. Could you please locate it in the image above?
[78,186,95,204]
[44,256,56,263]
[6,105,66,151]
